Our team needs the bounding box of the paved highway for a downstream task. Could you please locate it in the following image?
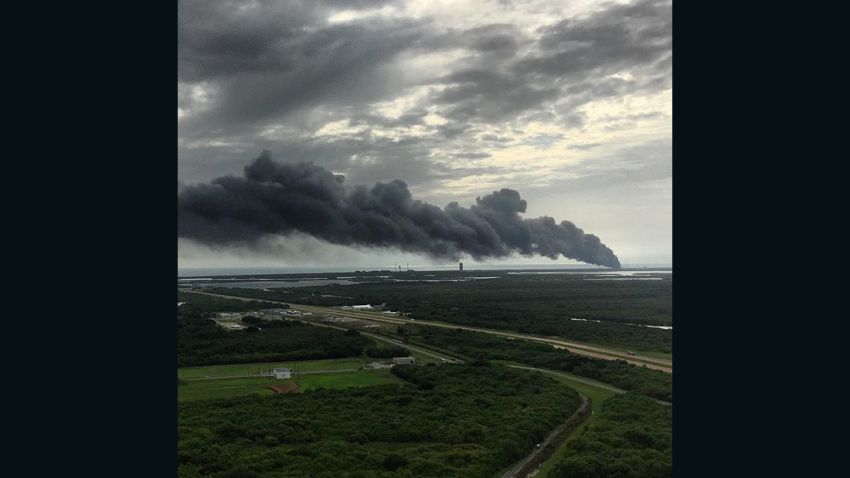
[295,304,672,371]
[181,290,671,373]
[180,289,669,477]
[285,315,462,363]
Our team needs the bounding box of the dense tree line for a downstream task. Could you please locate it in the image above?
[177,315,371,367]
[178,364,580,478]
[397,327,672,402]
[365,345,410,358]
[177,291,370,367]
[178,290,283,315]
[550,393,672,478]
[240,315,294,329]
[204,274,672,352]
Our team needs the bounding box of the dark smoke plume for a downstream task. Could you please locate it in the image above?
[178,152,621,268]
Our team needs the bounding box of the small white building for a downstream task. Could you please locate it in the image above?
[364,362,393,370]
[272,368,292,379]
[348,303,386,311]
[392,356,415,365]
[218,312,244,319]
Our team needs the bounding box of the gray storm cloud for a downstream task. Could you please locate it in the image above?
[178,152,621,268]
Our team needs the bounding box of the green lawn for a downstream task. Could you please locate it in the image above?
[178,357,368,379]
[178,377,276,402]
[178,369,403,402]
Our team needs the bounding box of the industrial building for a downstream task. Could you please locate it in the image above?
[217,312,245,319]
[272,368,292,379]
[392,356,416,365]
[342,303,386,311]
[363,362,394,370]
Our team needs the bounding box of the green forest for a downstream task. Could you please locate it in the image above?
[178,313,372,367]
[177,281,672,478]
[178,364,581,478]
[178,290,283,314]
[365,345,410,358]
[202,274,672,352]
[550,393,672,478]
[398,326,672,402]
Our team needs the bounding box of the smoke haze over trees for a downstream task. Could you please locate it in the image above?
[178,152,620,268]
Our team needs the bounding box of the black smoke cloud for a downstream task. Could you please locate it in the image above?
[178,152,621,268]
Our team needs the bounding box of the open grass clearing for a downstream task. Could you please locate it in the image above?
[178,357,367,380]
[178,377,275,402]
[178,369,402,402]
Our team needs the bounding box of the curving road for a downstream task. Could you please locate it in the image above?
[297,318,463,363]
[501,393,591,478]
[180,288,670,477]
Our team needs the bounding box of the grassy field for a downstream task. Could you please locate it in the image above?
[178,377,275,401]
[178,357,367,379]
[178,369,402,402]
[178,350,437,379]
[179,364,580,477]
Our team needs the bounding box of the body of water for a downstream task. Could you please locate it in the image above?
[178,264,671,277]
[509,270,672,276]
[197,279,359,289]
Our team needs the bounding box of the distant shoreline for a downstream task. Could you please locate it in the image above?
[177,266,673,279]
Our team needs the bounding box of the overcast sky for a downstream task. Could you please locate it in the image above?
[178,0,672,269]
